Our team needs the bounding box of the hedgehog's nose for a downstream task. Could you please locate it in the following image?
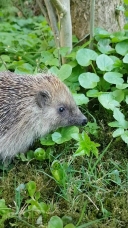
[81,118,88,126]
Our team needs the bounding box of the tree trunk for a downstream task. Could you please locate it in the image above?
[71,0,125,39]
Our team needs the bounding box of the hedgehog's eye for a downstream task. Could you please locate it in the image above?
[59,107,65,113]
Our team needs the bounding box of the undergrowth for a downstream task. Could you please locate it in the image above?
[0,3,128,228]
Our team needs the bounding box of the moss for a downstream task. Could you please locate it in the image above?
[0,107,127,227]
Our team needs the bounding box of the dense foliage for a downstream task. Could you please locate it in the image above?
[0,3,128,228]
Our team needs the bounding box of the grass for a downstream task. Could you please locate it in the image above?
[0,125,127,227]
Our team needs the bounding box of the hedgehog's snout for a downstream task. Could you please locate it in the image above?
[68,112,88,127]
[81,117,88,126]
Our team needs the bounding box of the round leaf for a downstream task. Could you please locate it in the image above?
[121,131,128,144]
[113,108,127,128]
[97,39,114,54]
[116,83,128,89]
[96,54,114,71]
[79,73,100,89]
[48,216,63,228]
[123,53,128,63]
[49,66,59,76]
[112,128,124,138]
[112,90,124,102]
[52,132,62,144]
[52,126,79,144]
[98,93,120,110]
[115,40,128,56]
[58,64,72,81]
[86,89,100,97]
[15,63,33,74]
[34,148,46,161]
[73,93,89,105]
[104,72,124,85]
[0,55,10,62]
[76,48,98,66]
[40,134,55,146]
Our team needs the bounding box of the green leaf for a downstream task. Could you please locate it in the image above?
[112,90,124,102]
[40,134,55,146]
[97,39,114,54]
[34,148,46,161]
[35,192,40,201]
[113,108,125,123]
[15,63,33,74]
[0,199,11,216]
[86,89,100,97]
[79,72,100,89]
[98,93,120,110]
[64,224,76,228]
[73,93,89,105]
[27,181,36,197]
[52,132,62,144]
[86,122,100,135]
[48,216,63,228]
[109,55,122,68]
[52,126,79,144]
[76,48,98,66]
[126,95,128,104]
[41,51,59,66]
[27,181,36,198]
[73,131,100,158]
[41,51,53,62]
[59,47,70,57]
[113,108,128,129]
[115,40,128,56]
[116,83,128,89]
[112,128,124,137]
[96,54,114,71]
[51,160,64,183]
[49,66,59,76]
[39,202,49,214]
[121,131,128,144]
[108,121,122,128]
[110,31,126,43]
[58,64,72,81]
[94,27,110,40]
[104,72,124,85]
[108,121,121,127]
[71,133,80,141]
[0,55,10,62]
[123,53,128,63]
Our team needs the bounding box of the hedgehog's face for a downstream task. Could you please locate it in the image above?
[54,103,87,128]
[36,89,88,131]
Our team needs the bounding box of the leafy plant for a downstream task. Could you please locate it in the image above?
[0,4,128,228]
[72,131,100,158]
[26,181,50,219]
[0,199,14,227]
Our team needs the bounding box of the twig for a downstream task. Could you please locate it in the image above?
[52,0,67,14]
[44,0,60,48]
[89,0,95,49]
[36,0,50,25]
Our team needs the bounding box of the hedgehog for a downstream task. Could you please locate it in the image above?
[0,71,87,160]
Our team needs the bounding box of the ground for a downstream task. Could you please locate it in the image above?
[0,107,127,228]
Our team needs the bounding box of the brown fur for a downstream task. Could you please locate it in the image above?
[0,71,87,160]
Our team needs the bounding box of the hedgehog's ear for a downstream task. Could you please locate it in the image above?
[36,91,51,108]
